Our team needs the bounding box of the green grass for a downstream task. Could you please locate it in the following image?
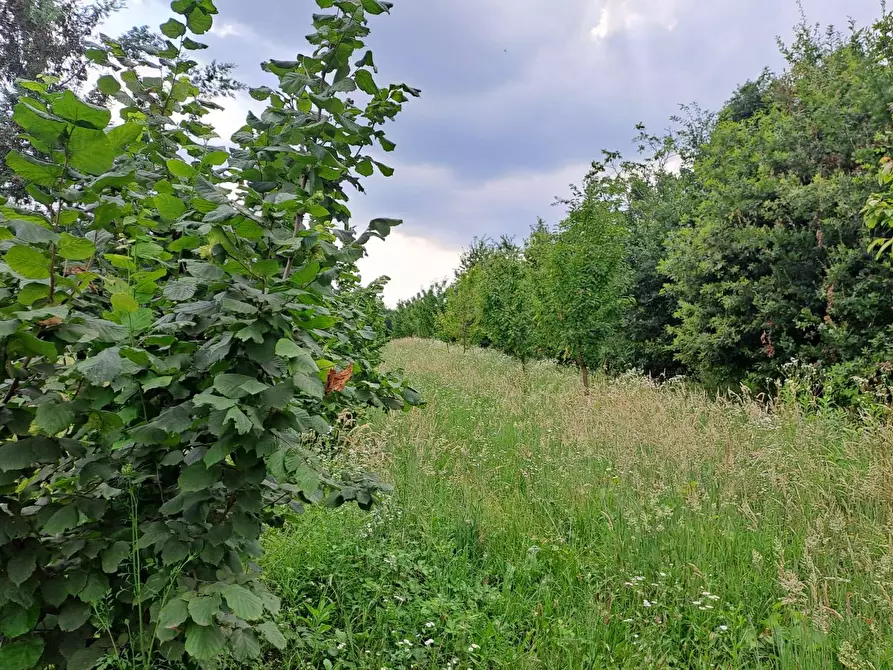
[259,338,893,669]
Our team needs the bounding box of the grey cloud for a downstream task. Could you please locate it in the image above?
[122,0,886,247]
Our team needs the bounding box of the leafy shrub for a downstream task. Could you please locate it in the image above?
[0,0,419,667]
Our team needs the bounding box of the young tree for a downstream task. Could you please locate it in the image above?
[545,166,628,393]
[0,0,419,667]
[437,266,482,351]
[479,244,537,369]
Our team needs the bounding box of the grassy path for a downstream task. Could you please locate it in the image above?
[261,339,893,669]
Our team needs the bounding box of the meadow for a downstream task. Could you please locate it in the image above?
[260,339,893,669]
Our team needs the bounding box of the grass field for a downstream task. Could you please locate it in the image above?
[260,339,893,669]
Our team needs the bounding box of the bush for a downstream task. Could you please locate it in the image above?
[0,0,419,667]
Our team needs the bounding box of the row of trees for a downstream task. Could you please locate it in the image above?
[0,0,420,668]
[393,12,893,405]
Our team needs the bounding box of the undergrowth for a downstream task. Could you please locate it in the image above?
[260,339,893,669]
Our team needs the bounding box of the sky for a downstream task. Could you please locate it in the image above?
[100,0,883,306]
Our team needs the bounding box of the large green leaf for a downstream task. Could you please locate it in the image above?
[161,18,187,37]
[4,152,62,188]
[57,233,96,261]
[221,584,263,620]
[59,599,91,631]
[185,622,226,660]
[12,101,66,145]
[43,504,79,534]
[230,629,261,661]
[97,75,121,95]
[179,463,219,491]
[52,90,111,129]
[187,8,213,34]
[0,636,44,670]
[34,402,73,435]
[69,127,115,175]
[5,245,50,279]
[0,437,62,471]
[256,621,286,650]
[157,597,189,637]
[154,194,187,220]
[187,593,221,626]
[107,122,143,150]
[0,603,39,638]
[9,219,58,245]
[8,548,36,586]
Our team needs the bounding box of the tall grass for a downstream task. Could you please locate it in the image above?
[262,339,893,669]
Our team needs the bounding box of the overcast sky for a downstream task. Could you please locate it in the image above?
[101,0,882,305]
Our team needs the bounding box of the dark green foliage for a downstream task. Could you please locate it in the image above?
[388,280,447,340]
[663,17,893,394]
[0,0,419,667]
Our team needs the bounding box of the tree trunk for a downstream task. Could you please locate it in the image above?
[581,363,590,396]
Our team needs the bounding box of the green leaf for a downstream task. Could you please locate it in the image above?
[101,541,130,573]
[12,332,57,359]
[291,261,320,285]
[43,504,79,534]
[213,373,255,398]
[5,152,62,187]
[0,603,39,638]
[12,101,66,145]
[5,246,49,279]
[169,235,202,252]
[187,8,213,34]
[157,597,189,636]
[78,572,109,603]
[97,75,120,95]
[256,621,287,650]
[230,629,261,661]
[294,373,324,399]
[154,194,186,220]
[275,339,303,359]
[0,637,44,670]
[179,463,218,491]
[17,283,49,306]
[202,150,228,166]
[67,643,106,670]
[183,37,208,50]
[161,18,187,37]
[57,233,96,261]
[7,548,36,586]
[167,159,197,179]
[107,122,143,150]
[69,127,115,175]
[78,347,129,384]
[252,259,280,277]
[221,584,263,621]
[356,159,374,177]
[143,376,174,390]
[185,621,225,660]
[59,599,92,631]
[361,0,389,14]
[52,90,111,129]
[171,0,194,14]
[187,593,221,626]
[9,219,58,244]
[111,293,138,313]
[34,402,73,435]
[163,279,198,301]
[355,69,377,94]
[374,161,394,177]
[0,437,61,471]
[224,407,253,435]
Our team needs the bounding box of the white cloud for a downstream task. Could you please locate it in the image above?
[211,22,256,39]
[358,232,461,307]
[590,0,681,41]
